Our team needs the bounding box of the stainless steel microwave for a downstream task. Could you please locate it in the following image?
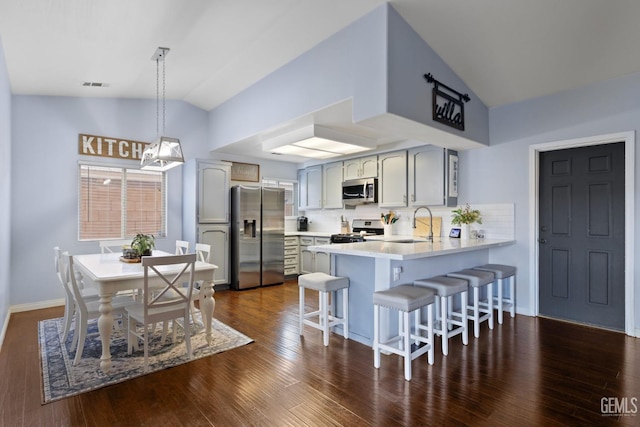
[342,178,378,205]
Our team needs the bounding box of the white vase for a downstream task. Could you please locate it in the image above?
[384,224,393,237]
[461,224,470,240]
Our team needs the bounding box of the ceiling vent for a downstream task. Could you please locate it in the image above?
[81,82,108,87]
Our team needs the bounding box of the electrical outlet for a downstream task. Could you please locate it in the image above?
[393,266,402,281]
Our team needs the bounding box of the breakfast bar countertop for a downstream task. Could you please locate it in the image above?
[308,238,515,261]
[285,231,333,238]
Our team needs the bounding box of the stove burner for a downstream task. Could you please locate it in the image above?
[330,234,365,244]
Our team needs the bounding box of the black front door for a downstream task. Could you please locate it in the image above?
[538,143,625,331]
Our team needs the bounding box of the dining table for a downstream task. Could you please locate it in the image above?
[73,250,217,374]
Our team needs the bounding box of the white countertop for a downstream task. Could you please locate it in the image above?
[285,231,333,238]
[307,238,515,260]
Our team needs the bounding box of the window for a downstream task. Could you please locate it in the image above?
[78,164,166,240]
[262,178,297,217]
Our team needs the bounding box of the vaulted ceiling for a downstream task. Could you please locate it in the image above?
[2,0,639,112]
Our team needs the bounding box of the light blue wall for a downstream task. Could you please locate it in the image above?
[10,96,209,305]
[386,6,489,144]
[208,3,488,151]
[0,35,11,341]
[460,71,640,326]
[208,5,388,149]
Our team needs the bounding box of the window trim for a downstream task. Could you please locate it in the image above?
[262,177,298,218]
[77,161,167,241]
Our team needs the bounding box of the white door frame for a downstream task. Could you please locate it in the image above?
[528,132,635,336]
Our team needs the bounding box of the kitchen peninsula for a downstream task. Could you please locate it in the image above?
[307,238,515,346]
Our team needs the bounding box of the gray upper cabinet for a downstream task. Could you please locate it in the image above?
[322,161,343,209]
[298,165,323,210]
[297,168,307,210]
[198,162,231,223]
[343,155,378,180]
[378,150,408,208]
[408,146,446,206]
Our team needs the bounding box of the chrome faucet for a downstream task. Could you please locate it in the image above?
[412,206,434,242]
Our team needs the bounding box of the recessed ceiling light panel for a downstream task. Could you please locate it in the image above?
[262,124,376,159]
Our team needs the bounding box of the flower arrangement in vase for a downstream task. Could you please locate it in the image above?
[451,204,482,238]
[131,233,155,257]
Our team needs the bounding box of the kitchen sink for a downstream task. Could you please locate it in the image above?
[390,238,434,243]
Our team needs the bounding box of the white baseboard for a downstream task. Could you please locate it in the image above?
[10,298,64,313]
[0,299,65,353]
[0,310,10,354]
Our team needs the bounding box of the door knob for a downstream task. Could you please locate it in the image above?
[538,238,547,244]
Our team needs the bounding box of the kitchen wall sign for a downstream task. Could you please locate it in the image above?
[78,133,150,161]
[424,73,470,131]
[229,161,260,182]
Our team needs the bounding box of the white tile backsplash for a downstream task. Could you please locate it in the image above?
[302,203,515,240]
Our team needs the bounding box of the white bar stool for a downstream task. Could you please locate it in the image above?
[446,269,495,338]
[373,284,435,381]
[473,264,516,324]
[414,275,469,356]
[298,272,349,346]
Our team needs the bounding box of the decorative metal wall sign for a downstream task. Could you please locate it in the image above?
[424,73,470,131]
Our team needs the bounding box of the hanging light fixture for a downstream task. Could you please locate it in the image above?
[141,47,184,171]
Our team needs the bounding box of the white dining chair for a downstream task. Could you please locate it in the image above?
[99,239,132,254]
[190,243,213,322]
[54,247,99,342]
[157,243,209,334]
[175,240,190,255]
[126,253,197,372]
[195,243,211,263]
[62,252,136,365]
[99,238,143,298]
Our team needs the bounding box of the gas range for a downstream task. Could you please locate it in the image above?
[330,219,384,244]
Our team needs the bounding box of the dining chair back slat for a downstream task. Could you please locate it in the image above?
[195,243,211,263]
[175,240,190,255]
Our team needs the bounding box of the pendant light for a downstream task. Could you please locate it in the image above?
[140,47,184,171]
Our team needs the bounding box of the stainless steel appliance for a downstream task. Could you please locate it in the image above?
[330,218,384,243]
[297,216,308,231]
[231,186,285,290]
[342,178,378,205]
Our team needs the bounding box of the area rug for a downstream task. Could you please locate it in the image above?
[38,314,253,403]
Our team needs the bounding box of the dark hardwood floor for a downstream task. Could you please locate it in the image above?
[1,279,639,426]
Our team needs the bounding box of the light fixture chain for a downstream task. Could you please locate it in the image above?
[162,55,166,134]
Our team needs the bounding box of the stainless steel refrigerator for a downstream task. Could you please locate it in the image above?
[230,185,285,290]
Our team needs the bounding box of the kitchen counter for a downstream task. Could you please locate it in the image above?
[304,237,515,347]
[285,231,333,238]
[308,238,514,260]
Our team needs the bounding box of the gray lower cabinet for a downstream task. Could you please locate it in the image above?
[300,236,331,274]
[198,224,230,286]
[284,236,299,276]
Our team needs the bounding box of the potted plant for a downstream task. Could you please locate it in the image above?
[451,204,482,238]
[131,233,155,257]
